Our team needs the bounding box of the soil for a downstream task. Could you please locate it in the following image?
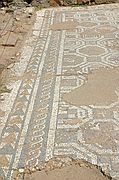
[63,67,119,106]
[24,164,109,180]
[13,157,111,180]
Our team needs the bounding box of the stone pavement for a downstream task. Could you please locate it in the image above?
[0,3,119,179]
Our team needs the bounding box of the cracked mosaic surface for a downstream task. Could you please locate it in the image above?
[0,4,119,179]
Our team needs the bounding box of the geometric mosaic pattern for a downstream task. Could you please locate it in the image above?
[0,3,119,179]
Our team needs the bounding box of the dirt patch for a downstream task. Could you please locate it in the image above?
[24,164,109,180]
[63,68,119,106]
[0,7,35,95]
[13,157,111,180]
[49,21,79,30]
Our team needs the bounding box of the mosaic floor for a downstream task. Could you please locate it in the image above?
[0,3,119,179]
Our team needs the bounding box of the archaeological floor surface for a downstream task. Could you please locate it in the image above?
[0,3,119,180]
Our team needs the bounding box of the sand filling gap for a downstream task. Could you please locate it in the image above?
[49,21,79,30]
[63,68,119,106]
